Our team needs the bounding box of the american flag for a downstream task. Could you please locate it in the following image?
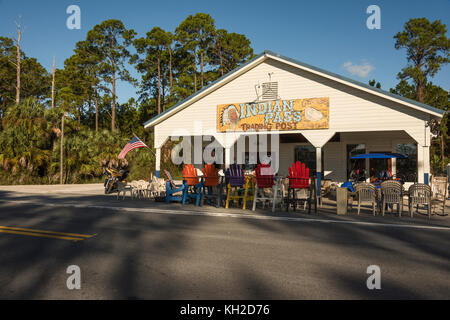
[118,136,148,159]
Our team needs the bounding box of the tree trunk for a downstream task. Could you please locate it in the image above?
[51,56,55,109]
[94,84,99,132]
[112,61,116,132]
[415,59,425,103]
[88,99,92,129]
[78,106,81,130]
[157,56,161,114]
[169,49,173,93]
[60,116,64,184]
[219,48,224,77]
[15,30,21,104]
[200,51,204,88]
[193,50,197,92]
[162,80,165,110]
[441,135,445,173]
[416,83,424,103]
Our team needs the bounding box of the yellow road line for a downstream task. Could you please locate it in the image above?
[0,229,86,241]
[0,226,96,241]
[0,226,96,238]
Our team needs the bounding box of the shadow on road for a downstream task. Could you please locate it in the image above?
[0,190,449,299]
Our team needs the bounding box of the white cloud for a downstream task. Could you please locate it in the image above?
[342,61,375,78]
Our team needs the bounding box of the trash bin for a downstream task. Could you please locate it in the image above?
[336,187,348,215]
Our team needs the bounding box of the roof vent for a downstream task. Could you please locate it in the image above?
[262,82,278,100]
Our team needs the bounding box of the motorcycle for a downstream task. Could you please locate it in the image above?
[104,167,129,194]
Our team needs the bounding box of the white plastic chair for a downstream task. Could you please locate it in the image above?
[136,180,149,199]
[117,181,132,200]
[147,176,166,198]
[271,177,286,212]
[129,181,140,199]
[252,173,285,213]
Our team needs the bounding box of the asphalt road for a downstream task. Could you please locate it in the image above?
[0,190,449,299]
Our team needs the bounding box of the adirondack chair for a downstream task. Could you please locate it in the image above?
[181,164,203,206]
[200,164,224,207]
[286,161,316,213]
[225,164,254,210]
[164,170,186,204]
[252,163,283,212]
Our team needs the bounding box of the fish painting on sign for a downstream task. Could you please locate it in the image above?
[305,107,325,121]
[303,98,326,121]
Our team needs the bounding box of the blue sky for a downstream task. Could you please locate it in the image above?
[0,0,449,104]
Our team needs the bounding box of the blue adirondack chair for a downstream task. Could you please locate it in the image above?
[164,170,186,204]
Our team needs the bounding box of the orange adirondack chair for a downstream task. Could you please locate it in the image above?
[286,161,316,213]
[181,164,203,206]
[182,164,200,186]
[201,164,224,207]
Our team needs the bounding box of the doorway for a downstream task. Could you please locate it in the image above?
[369,151,392,181]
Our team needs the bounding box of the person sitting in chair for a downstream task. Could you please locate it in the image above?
[370,167,377,183]
[379,170,392,181]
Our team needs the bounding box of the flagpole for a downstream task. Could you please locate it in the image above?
[133,133,156,157]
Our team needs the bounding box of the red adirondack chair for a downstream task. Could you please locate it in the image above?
[255,163,274,188]
[201,164,224,207]
[202,164,219,187]
[252,163,284,212]
[288,161,310,189]
[286,161,316,213]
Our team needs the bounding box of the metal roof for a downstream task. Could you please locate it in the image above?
[144,50,445,128]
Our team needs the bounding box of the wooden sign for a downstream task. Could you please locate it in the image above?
[217,97,329,132]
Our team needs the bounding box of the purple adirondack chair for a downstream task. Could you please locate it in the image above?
[226,164,245,187]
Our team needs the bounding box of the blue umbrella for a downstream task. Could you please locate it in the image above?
[350,152,408,159]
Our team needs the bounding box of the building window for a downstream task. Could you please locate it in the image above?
[242,152,273,171]
[294,145,322,175]
[347,144,366,180]
[396,143,417,182]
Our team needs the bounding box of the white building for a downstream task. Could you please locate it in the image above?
[144,51,444,195]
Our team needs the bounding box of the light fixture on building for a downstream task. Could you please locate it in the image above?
[426,119,441,137]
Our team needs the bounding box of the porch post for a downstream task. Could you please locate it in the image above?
[316,147,322,205]
[225,146,233,168]
[417,144,424,183]
[301,131,335,206]
[423,145,430,185]
[155,147,161,178]
[222,132,238,169]
[424,123,431,184]
[193,135,203,166]
[405,128,428,184]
